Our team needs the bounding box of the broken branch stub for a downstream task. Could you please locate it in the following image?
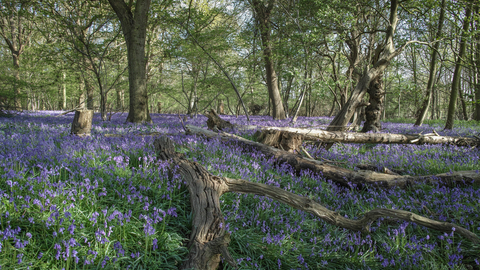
[206,109,235,131]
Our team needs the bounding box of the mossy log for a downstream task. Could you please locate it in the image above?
[153,136,479,270]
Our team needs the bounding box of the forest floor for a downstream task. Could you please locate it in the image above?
[0,111,479,269]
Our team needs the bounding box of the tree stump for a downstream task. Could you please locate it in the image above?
[255,129,303,153]
[71,110,93,136]
[206,109,234,131]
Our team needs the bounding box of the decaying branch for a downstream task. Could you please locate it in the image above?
[152,136,479,270]
[223,177,480,244]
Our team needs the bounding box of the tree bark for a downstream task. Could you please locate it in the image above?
[444,2,471,129]
[475,4,480,121]
[153,136,479,270]
[361,75,385,132]
[255,129,303,153]
[108,0,152,123]
[415,0,445,126]
[251,0,286,120]
[186,125,480,189]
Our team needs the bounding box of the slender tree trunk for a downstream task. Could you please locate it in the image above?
[62,72,67,110]
[458,82,469,120]
[445,2,471,129]
[415,0,445,126]
[283,75,293,115]
[475,5,480,121]
[108,0,152,123]
[12,54,21,110]
[116,88,124,111]
[252,0,286,120]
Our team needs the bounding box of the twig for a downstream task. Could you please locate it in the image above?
[178,113,187,132]
[300,146,314,159]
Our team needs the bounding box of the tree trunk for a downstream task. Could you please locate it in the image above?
[108,0,152,123]
[13,54,22,110]
[186,125,480,189]
[116,88,124,111]
[475,6,480,121]
[361,75,385,132]
[252,0,286,120]
[62,72,67,110]
[217,99,224,114]
[71,110,94,136]
[85,78,94,110]
[458,83,469,120]
[283,75,294,115]
[415,0,445,126]
[445,2,471,129]
[328,0,401,132]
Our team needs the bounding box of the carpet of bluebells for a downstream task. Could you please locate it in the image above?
[0,111,479,269]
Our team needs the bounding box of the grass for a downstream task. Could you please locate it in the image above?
[0,112,479,269]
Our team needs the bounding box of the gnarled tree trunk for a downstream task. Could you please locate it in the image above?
[328,0,401,132]
[71,110,93,136]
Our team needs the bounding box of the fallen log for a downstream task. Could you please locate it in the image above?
[257,126,480,147]
[206,109,479,147]
[153,136,479,270]
[185,125,480,189]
